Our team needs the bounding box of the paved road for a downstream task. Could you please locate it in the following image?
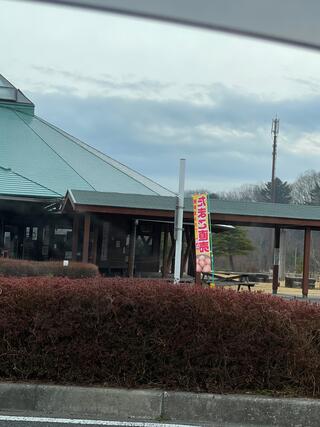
[0,415,209,427]
[0,414,266,427]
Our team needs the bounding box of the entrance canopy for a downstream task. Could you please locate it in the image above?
[63,189,320,297]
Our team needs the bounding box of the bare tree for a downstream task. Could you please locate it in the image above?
[291,170,320,205]
[218,183,261,202]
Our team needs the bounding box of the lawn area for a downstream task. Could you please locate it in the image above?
[254,280,320,297]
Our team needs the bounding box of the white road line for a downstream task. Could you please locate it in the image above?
[0,415,197,427]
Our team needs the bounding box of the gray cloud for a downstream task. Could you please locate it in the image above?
[32,66,172,94]
[27,83,320,192]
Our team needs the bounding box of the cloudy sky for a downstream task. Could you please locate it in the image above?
[2,1,320,193]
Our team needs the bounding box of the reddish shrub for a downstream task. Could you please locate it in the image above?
[0,259,99,278]
[0,277,319,396]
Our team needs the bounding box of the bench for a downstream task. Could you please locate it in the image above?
[202,272,256,291]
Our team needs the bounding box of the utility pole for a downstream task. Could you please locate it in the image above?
[270,117,280,292]
[271,117,280,203]
[173,159,186,284]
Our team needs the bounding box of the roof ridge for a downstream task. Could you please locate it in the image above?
[0,163,62,197]
[35,115,176,196]
[0,76,34,106]
[0,74,14,88]
[14,110,96,191]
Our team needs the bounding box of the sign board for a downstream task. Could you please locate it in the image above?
[192,193,214,284]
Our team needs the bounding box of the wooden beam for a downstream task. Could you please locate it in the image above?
[128,219,138,277]
[72,215,80,261]
[208,213,320,228]
[272,226,280,294]
[302,227,311,297]
[74,204,176,218]
[82,213,91,263]
[71,204,320,229]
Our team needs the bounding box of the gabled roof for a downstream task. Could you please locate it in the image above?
[0,75,175,199]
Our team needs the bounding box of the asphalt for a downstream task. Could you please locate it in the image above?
[0,412,268,427]
[0,413,212,427]
[0,413,200,427]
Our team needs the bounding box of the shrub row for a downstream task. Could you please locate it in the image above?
[0,259,99,278]
[0,277,319,396]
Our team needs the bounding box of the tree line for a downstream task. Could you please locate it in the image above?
[187,170,320,277]
[216,170,320,205]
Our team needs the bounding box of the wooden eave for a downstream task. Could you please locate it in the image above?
[64,200,320,229]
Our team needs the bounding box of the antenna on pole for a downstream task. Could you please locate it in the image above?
[271,116,280,203]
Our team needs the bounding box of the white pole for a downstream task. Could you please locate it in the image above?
[174,159,186,284]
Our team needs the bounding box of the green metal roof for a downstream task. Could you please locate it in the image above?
[69,189,176,210]
[0,166,60,198]
[68,189,320,221]
[0,75,175,199]
[208,199,320,220]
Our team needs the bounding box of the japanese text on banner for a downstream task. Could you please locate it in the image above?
[192,193,213,274]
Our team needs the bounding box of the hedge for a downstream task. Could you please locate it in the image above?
[0,259,99,278]
[0,277,320,396]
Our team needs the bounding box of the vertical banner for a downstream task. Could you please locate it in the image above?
[192,193,214,285]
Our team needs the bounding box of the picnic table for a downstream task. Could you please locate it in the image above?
[202,271,255,291]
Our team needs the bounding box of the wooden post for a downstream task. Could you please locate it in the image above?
[182,233,191,276]
[0,218,4,257]
[82,213,91,263]
[186,225,200,286]
[166,228,175,276]
[17,225,24,259]
[272,226,280,294]
[128,219,138,277]
[72,215,79,261]
[195,272,202,287]
[302,227,311,298]
[152,223,161,272]
[0,219,4,253]
[162,224,169,278]
[185,226,195,277]
[92,223,99,265]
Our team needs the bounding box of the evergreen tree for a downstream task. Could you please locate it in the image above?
[213,227,254,271]
[257,177,291,204]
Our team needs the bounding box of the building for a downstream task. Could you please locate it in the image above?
[2,74,319,295]
[0,74,180,275]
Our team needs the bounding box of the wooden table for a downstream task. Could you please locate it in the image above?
[202,272,255,291]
